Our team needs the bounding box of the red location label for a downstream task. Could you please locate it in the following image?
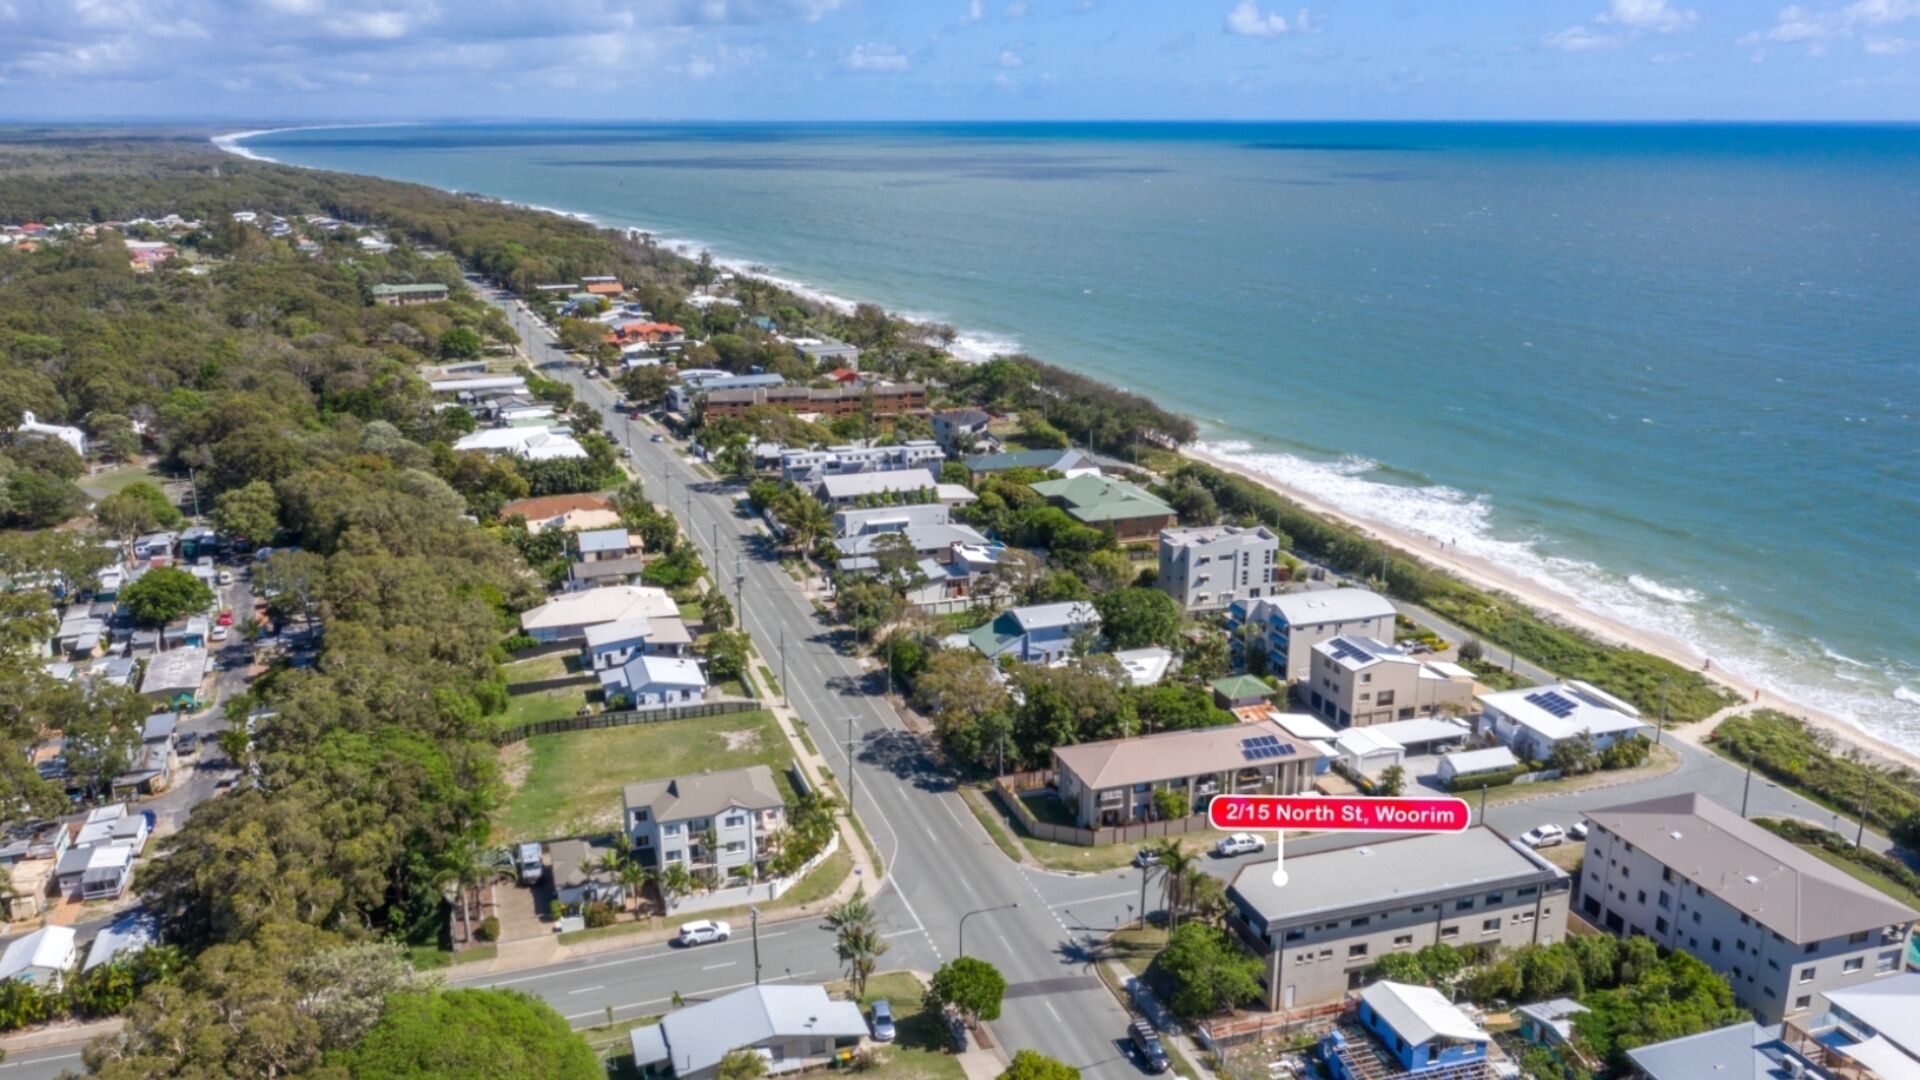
[1208,795,1472,834]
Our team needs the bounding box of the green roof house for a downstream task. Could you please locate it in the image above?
[1029,474,1177,543]
[1211,674,1274,709]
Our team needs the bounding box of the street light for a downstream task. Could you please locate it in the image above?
[845,716,860,821]
[958,902,1019,958]
[751,906,762,985]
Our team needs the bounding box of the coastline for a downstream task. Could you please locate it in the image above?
[1182,445,1920,775]
[208,125,1920,774]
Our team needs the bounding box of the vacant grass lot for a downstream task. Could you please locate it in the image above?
[828,972,965,1080]
[496,709,794,842]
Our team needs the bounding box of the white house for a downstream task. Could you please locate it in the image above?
[628,984,868,1080]
[1437,746,1520,785]
[13,411,85,456]
[601,654,708,708]
[813,469,940,507]
[1477,681,1648,762]
[519,586,678,643]
[582,616,693,671]
[0,926,76,988]
[623,764,786,883]
[452,426,586,461]
[1334,726,1406,776]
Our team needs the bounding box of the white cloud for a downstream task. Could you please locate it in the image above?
[1543,25,1621,50]
[1864,33,1920,49]
[962,0,983,23]
[997,48,1023,67]
[1739,0,1920,51]
[842,41,909,71]
[1597,0,1699,32]
[1225,0,1313,38]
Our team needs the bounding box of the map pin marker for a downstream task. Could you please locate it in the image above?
[1270,829,1289,888]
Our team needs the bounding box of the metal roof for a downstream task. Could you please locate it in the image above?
[623,765,783,824]
[1053,717,1326,791]
[641,984,868,1077]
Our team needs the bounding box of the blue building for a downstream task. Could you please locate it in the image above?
[1321,981,1490,1080]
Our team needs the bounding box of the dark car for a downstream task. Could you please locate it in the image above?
[176,732,200,756]
[1129,1020,1170,1074]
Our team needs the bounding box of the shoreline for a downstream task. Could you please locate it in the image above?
[1182,445,1920,775]
[209,124,1920,774]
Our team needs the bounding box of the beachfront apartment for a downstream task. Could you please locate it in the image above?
[623,765,787,883]
[1051,718,1326,828]
[1580,793,1915,1024]
[832,502,951,539]
[1157,525,1280,612]
[1477,681,1647,761]
[1228,588,1398,684]
[1305,635,1477,728]
[370,282,448,307]
[779,440,945,485]
[1227,828,1570,1010]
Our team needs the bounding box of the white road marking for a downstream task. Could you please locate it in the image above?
[0,1052,82,1070]
[702,961,736,971]
[1049,891,1137,908]
[568,985,606,995]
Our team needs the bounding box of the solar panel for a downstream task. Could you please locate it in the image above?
[1328,638,1374,664]
[1526,690,1578,718]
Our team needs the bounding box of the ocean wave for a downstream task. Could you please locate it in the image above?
[210,122,423,167]
[1197,438,1920,754]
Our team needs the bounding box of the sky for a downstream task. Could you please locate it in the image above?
[0,0,1916,122]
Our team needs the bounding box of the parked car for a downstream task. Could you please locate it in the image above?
[1129,1019,1170,1073]
[869,1000,895,1043]
[516,842,544,886]
[1132,847,1161,869]
[1520,824,1567,849]
[676,920,731,947]
[217,609,234,626]
[1568,821,1590,841]
[1215,833,1266,857]
[650,433,664,442]
[210,625,228,642]
[176,732,200,757]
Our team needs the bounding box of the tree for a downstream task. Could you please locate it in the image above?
[212,479,279,546]
[439,326,484,359]
[1548,732,1599,777]
[1094,588,1182,650]
[926,957,1007,1026]
[911,650,1014,768]
[717,1048,768,1080]
[1893,808,1920,853]
[1149,840,1199,930]
[837,579,903,640]
[701,586,735,631]
[119,564,214,626]
[1000,1050,1080,1080]
[1158,923,1264,1019]
[327,989,599,1080]
[1375,764,1407,797]
[94,485,177,546]
[836,922,888,998]
[826,886,877,933]
[1151,788,1189,823]
[1134,684,1232,734]
[437,841,515,948]
[619,365,672,407]
[701,630,751,684]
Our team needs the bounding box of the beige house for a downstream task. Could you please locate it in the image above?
[1227,828,1570,1010]
[624,766,787,885]
[629,984,867,1080]
[1051,719,1327,828]
[1305,635,1477,728]
[1581,793,1915,1024]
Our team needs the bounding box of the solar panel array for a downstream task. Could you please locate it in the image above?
[1240,734,1297,761]
[1326,638,1375,664]
[1526,690,1578,718]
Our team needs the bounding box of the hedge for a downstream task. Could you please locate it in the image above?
[1447,766,1526,793]
[1711,711,1920,836]
[1753,818,1920,899]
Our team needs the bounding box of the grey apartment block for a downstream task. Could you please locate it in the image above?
[1157,526,1279,612]
[1580,793,1915,1024]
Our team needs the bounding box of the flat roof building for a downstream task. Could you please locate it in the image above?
[1158,525,1280,612]
[1052,718,1326,830]
[1230,588,1398,684]
[1478,681,1647,762]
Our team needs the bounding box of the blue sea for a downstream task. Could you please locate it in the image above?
[233,122,1920,752]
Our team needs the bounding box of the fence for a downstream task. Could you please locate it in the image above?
[1195,999,1348,1053]
[506,673,595,696]
[491,698,759,746]
[666,832,841,916]
[993,771,1215,848]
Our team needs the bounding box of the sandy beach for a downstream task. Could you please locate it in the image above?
[1183,446,1920,776]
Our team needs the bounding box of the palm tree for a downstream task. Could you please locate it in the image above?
[1185,868,1228,929]
[1150,840,1199,931]
[657,862,698,915]
[618,861,650,919]
[825,886,876,933]
[836,922,888,998]
[437,841,515,947]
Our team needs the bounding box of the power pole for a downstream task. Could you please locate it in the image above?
[846,715,857,821]
[1741,749,1754,818]
[1656,674,1669,747]
[779,626,787,706]
[1857,770,1871,849]
[750,906,762,985]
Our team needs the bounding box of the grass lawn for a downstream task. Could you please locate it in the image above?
[828,972,965,1080]
[713,677,750,699]
[998,790,1235,874]
[1794,843,1920,909]
[495,683,591,733]
[78,463,162,499]
[406,944,497,970]
[496,709,795,842]
[758,665,782,698]
[502,652,574,685]
[959,787,1026,865]
[676,600,704,624]
[555,847,853,946]
[1107,925,1169,978]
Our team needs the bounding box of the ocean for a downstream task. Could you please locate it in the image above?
[232,121,1920,752]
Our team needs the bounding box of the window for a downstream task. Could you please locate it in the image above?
[1764,986,1776,998]
[1482,918,1502,934]
[1518,885,1538,896]
[1515,911,1536,923]
[1456,898,1475,912]
[1876,952,1898,973]
[1376,691,1395,706]
[1284,929,1306,943]
[1441,925,1461,939]
[665,849,683,862]
[1661,866,1674,883]
[1393,935,1413,947]
[810,1040,828,1055]
[1740,914,1751,926]
[1361,673,1372,684]
[1351,916,1371,928]
[664,822,682,835]
[1843,958,1864,973]
[725,814,746,828]
[1487,892,1504,905]
[1658,890,1672,910]
[635,835,651,848]
[1806,943,1820,955]
[1349,944,1369,959]
[725,841,745,853]
[1637,890,1647,904]
[1848,931,1870,945]
[1794,996,1812,1011]
[1319,948,1333,959]
[1712,938,1722,953]
[1799,967,1815,983]
[634,808,650,822]
[1655,917,1669,933]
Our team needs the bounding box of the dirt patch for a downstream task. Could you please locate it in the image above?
[498,742,532,796]
[718,728,761,753]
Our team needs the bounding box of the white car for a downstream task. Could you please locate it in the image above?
[1568,821,1590,841]
[211,625,229,642]
[1520,824,1567,849]
[1215,833,1266,857]
[217,570,234,586]
[676,919,732,947]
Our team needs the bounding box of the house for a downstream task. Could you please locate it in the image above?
[967,601,1099,666]
[1801,975,1920,1077]
[623,765,786,883]
[1514,998,1587,1050]
[568,558,646,591]
[600,654,709,709]
[1227,828,1569,1010]
[429,375,527,397]
[833,502,951,539]
[1333,726,1406,776]
[84,911,159,972]
[1477,682,1647,762]
[1306,636,1478,728]
[519,586,678,643]
[666,373,785,416]
[1052,718,1326,829]
[1211,675,1275,710]
[576,527,642,562]
[1625,1021,1831,1080]
[933,483,978,508]
[1114,646,1175,688]
[1437,747,1519,786]
[778,441,944,486]
[814,469,940,506]
[583,280,624,297]
[139,646,207,708]
[931,408,993,455]
[1320,980,1491,1080]
[1158,526,1280,612]
[55,843,134,900]
[113,712,179,795]
[1228,588,1398,684]
[132,531,178,563]
[699,383,927,422]
[451,426,587,462]
[792,336,862,367]
[498,493,622,535]
[548,839,624,910]
[834,523,991,573]
[369,283,449,306]
[13,410,86,456]
[1581,793,1916,1023]
[1360,716,1475,757]
[0,926,76,988]
[582,616,694,671]
[1028,474,1176,544]
[961,448,1099,481]
[627,983,868,1080]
